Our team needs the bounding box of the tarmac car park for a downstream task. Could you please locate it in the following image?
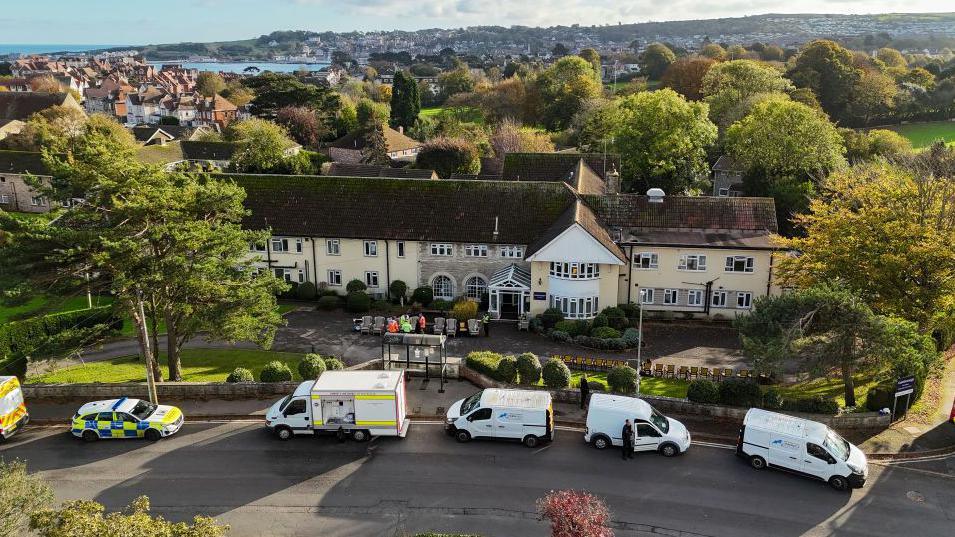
[71,397,184,442]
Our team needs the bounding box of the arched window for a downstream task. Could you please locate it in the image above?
[431,275,454,300]
[464,276,487,300]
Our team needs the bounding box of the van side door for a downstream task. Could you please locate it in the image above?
[767,437,802,470]
[282,397,310,431]
[803,442,836,480]
[466,408,494,438]
[634,422,662,451]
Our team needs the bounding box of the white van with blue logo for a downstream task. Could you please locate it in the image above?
[737,408,868,491]
[446,388,553,448]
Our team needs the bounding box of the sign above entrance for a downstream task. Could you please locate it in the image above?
[533,292,547,301]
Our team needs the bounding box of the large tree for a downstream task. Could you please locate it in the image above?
[787,40,859,122]
[415,137,480,178]
[529,56,603,131]
[700,59,795,127]
[276,106,326,148]
[225,118,297,174]
[195,72,226,97]
[245,72,339,118]
[776,149,955,332]
[607,88,717,193]
[846,68,897,126]
[638,42,676,80]
[389,70,420,131]
[30,496,228,537]
[437,68,475,102]
[661,57,716,101]
[1,105,87,153]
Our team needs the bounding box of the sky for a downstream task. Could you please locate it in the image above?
[0,0,947,45]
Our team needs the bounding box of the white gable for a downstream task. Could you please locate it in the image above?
[526,224,623,265]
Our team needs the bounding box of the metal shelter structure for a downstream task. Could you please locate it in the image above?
[381,333,448,392]
[488,263,531,319]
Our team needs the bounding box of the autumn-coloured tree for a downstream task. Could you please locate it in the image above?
[537,489,613,537]
[661,57,716,101]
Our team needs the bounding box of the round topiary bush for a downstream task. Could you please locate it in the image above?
[296,281,318,300]
[389,280,408,302]
[687,379,719,404]
[793,396,840,415]
[542,358,571,389]
[323,356,345,370]
[761,388,784,410]
[495,355,518,383]
[607,365,639,394]
[260,361,293,382]
[864,384,894,412]
[346,279,367,294]
[590,314,609,328]
[317,295,340,310]
[540,307,564,329]
[226,367,254,383]
[346,291,371,312]
[550,330,571,343]
[590,326,621,339]
[718,378,762,407]
[600,306,628,329]
[516,352,542,385]
[411,286,433,306]
[298,353,326,380]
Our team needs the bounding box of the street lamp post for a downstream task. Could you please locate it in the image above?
[636,290,644,397]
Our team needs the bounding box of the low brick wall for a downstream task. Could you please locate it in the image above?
[459,366,890,430]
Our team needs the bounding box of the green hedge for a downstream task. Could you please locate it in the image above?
[465,351,503,379]
[687,379,719,404]
[495,356,518,383]
[607,365,638,394]
[717,378,762,407]
[542,358,571,389]
[516,352,542,385]
[226,367,254,383]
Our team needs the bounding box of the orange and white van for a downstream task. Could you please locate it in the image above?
[0,376,29,440]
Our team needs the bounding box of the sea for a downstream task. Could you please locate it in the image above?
[147,61,330,74]
[0,43,120,56]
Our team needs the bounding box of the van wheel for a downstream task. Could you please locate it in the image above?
[828,475,849,492]
[592,435,611,450]
[144,429,162,442]
[351,430,370,442]
[659,443,679,457]
[750,455,767,470]
[275,426,293,441]
[455,430,471,443]
[82,430,98,442]
[523,435,539,448]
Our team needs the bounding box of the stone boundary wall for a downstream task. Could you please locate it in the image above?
[460,366,889,430]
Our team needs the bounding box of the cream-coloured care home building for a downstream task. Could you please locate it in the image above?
[231,155,780,320]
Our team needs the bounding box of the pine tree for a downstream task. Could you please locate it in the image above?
[389,70,420,131]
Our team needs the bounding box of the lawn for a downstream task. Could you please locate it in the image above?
[537,370,689,398]
[29,348,309,384]
[418,106,485,125]
[772,374,879,409]
[884,121,955,149]
[0,294,113,325]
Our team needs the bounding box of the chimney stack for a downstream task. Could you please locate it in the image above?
[606,167,620,194]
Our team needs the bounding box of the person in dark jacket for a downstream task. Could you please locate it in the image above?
[482,312,490,336]
[579,375,590,409]
[622,419,634,460]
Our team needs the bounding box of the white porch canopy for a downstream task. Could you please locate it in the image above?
[488,264,531,318]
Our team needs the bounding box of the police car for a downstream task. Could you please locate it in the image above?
[71,397,184,442]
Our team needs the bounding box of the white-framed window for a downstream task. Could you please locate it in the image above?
[464,276,487,300]
[430,243,453,256]
[327,270,342,286]
[396,241,405,258]
[687,289,703,306]
[30,196,45,206]
[711,291,728,308]
[271,238,302,253]
[432,275,454,299]
[365,271,379,287]
[737,292,753,309]
[249,241,266,253]
[725,255,755,273]
[549,262,599,279]
[297,269,305,283]
[464,244,488,257]
[273,268,302,282]
[640,288,654,304]
[363,240,378,257]
[550,295,599,320]
[326,239,340,255]
[663,289,678,305]
[500,245,524,258]
[633,252,658,269]
[678,254,707,271]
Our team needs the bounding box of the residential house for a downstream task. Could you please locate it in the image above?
[0,150,54,213]
[0,120,26,142]
[195,94,238,129]
[328,126,422,164]
[84,77,133,122]
[136,140,237,171]
[230,173,780,319]
[712,155,745,197]
[125,86,167,125]
[160,95,198,126]
[0,78,30,92]
[132,125,176,146]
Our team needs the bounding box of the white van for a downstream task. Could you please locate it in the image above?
[738,408,868,491]
[266,370,409,441]
[0,376,29,441]
[446,388,553,447]
[583,393,691,457]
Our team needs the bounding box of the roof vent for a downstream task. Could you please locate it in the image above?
[647,188,665,203]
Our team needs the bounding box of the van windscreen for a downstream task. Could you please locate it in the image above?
[824,430,850,461]
[649,407,669,434]
[461,391,483,414]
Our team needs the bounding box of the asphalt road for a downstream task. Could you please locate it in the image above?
[2,422,954,537]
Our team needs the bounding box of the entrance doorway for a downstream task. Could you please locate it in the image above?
[499,291,520,319]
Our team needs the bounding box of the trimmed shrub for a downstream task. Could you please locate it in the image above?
[600,306,628,329]
[540,307,564,329]
[415,137,480,178]
[590,314,609,329]
[411,286,434,306]
[451,299,479,321]
[542,357,571,389]
[621,328,640,347]
[226,367,254,383]
[554,320,588,337]
[718,378,763,407]
[605,338,627,351]
[465,351,503,378]
[516,352,542,385]
[618,302,640,319]
[317,295,340,310]
[496,356,518,383]
[296,281,318,300]
[346,291,371,312]
[528,316,544,333]
[431,299,453,311]
[583,378,609,391]
[281,281,299,298]
[865,385,894,412]
[550,330,572,343]
[687,379,719,404]
[607,365,639,394]
[761,388,785,410]
[298,354,327,379]
[324,356,345,370]
[389,280,408,301]
[590,326,621,339]
[346,279,367,293]
[260,361,293,382]
[791,396,840,415]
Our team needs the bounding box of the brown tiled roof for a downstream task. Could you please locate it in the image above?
[582,194,778,233]
[226,174,577,244]
[329,126,421,153]
[197,94,237,112]
[180,141,236,161]
[0,92,76,121]
[501,152,621,183]
[526,199,628,262]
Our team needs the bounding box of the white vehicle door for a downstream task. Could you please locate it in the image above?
[767,437,802,470]
[634,422,661,451]
[282,397,310,431]
[465,407,494,438]
[492,409,525,439]
[803,442,836,480]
